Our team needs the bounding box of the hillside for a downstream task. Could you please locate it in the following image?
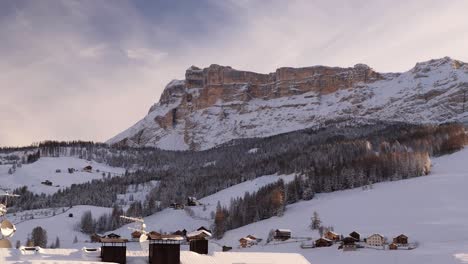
[108,57,468,150]
[7,147,468,263]
[0,157,125,195]
[214,147,468,264]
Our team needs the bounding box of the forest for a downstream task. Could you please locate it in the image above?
[4,121,467,236]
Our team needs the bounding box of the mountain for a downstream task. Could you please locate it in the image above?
[108,57,468,150]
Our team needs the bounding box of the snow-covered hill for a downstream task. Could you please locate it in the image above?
[214,148,468,264]
[0,157,125,194]
[9,205,112,248]
[6,148,468,263]
[108,57,468,150]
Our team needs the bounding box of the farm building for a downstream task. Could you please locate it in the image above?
[389,243,398,250]
[186,230,212,241]
[324,230,340,241]
[341,236,358,245]
[274,229,291,240]
[131,231,142,241]
[90,233,102,243]
[366,234,385,246]
[172,229,187,237]
[349,231,361,241]
[315,237,333,247]
[239,237,257,248]
[393,234,408,244]
[187,197,200,206]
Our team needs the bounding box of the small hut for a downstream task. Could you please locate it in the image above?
[274,229,291,240]
[389,243,398,250]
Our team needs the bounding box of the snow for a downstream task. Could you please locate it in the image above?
[214,147,468,264]
[190,174,296,219]
[108,57,468,150]
[9,205,112,249]
[0,157,125,195]
[5,148,468,263]
[0,248,311,264]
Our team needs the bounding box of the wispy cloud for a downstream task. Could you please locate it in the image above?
[0,0,467,146]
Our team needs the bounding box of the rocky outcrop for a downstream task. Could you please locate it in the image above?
[108,57,468,151]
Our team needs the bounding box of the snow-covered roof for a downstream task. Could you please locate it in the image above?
[368,233,384,238]
[187,229,212,238]
[276,228,291,233]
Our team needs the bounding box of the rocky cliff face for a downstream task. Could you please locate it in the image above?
[108,57,468,150]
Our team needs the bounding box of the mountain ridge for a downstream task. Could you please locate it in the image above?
[108,57,468,150]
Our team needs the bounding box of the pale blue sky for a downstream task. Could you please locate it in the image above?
[1,0,467,146]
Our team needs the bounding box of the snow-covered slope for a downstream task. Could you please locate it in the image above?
[10,205,112,248]
[214,147,468,264]
[0,157,125,194]
[108,57,468,150]
[5,148,468,263]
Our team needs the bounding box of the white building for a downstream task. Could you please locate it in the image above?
[366,233,385,246]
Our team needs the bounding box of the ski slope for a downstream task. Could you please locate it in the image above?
[215,148,468,264]
[0,157,125,194]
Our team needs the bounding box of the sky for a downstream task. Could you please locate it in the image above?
[1,0,467,147]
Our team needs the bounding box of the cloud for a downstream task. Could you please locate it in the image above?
[0,0,467,146]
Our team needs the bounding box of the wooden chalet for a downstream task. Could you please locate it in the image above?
[349,231,361,241]
[83,165,93,172]
[393,234,408,244]
[172,229,187,237]
[341,236,358,245]
[100,237,128,264]
[315,237,333,247]
[131,231,142,240]
[389,243,398,250]
[343,244,357,251]
[274,229,291,240]
[186,230,212,241]
[239,237,255,248]
[197,226,212,234]
[90,233,103,243]
[324,231,340,241]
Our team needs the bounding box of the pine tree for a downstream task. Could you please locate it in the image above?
[73,236,78,244]
[55,236,60,248]
[31,226,47,248]
[310,211,321,230]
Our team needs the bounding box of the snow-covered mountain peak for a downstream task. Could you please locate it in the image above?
[108,58,468,150]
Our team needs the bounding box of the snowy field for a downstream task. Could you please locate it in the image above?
[3,148,468,263]
[216,147,468,264]
[10,205,112,249]
[0,157,125,194]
